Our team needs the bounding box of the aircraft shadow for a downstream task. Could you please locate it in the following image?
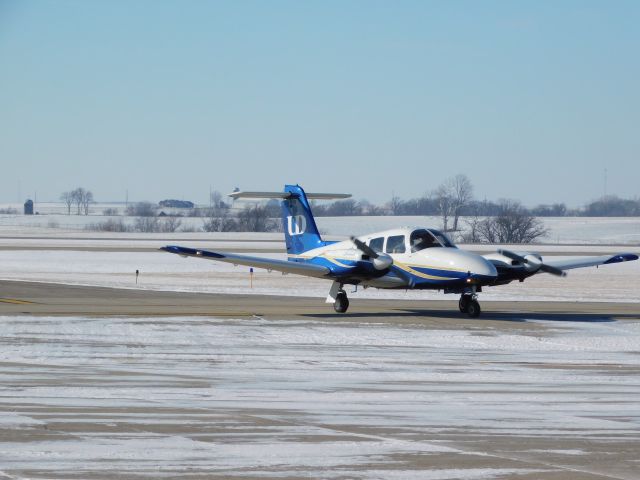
[302,309,639,323]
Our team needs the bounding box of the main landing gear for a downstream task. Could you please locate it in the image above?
[459,294,481,318]
[327,281,350,313]
[334,289,349,313]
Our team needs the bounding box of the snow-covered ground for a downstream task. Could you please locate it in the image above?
[1,222,639,478]
[1,246,638,303]
[2,206,640,244]
[1,315,639,478]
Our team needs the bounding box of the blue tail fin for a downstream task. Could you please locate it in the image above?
[281,185,324,255]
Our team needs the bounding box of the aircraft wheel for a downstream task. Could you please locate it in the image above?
[459,296,470,313]
[334,291,349,313]
[466,299,481,318]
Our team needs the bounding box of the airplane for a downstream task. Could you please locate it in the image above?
[161,184,638,317]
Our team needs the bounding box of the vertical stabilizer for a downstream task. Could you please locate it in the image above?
[281,185,324,255]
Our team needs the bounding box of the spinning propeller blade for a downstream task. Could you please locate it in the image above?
[498,249,567,277]
[351,237,379,259]
[537,263,566,277]
[389,264,415,287]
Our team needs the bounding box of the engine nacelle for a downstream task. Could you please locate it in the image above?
[371,253,393,270]
[523,253,543,272]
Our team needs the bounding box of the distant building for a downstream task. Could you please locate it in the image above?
[158,199,194,209]
[24,199,34,215]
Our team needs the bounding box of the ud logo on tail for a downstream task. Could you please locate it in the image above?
[287,215,306,236]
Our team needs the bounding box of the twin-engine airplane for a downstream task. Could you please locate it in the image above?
[162,185,638,317]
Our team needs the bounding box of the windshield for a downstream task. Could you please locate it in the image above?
[409,229,440,252]
[427,229,456,248]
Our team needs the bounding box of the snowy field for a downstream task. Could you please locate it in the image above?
[1,315,639,479]
[2,206,640,244]
[0,216,639,305]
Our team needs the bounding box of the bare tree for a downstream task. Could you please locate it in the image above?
[60,191,73,215]
[387,195,403,216]
[358,199,384,215]
[202,196,236,232]
[134,216,159,232]
[477,200,548,243]
[461,215,483,243]
[161,216,182,233]
[126,202,157,217]
[450,174,473,231]
[71,188,84,215]
[328,199,361,216]
[434,175,474,231]
[236,204,278,232]
[202,212,236,232]
[433,185,454,232]
[85,219,131,232]
[82,190,93,215]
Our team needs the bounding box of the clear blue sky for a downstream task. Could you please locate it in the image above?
[1,0,638,206]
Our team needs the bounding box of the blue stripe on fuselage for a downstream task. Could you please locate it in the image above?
[293,256,493,287]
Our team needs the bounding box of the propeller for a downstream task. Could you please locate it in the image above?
[498,249,567,277]
[351,237,379,259]
[350,236,415,287]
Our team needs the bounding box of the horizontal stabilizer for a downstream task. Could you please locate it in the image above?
[228,191,351,200]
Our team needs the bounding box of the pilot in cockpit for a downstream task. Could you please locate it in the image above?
[410,230,439,252]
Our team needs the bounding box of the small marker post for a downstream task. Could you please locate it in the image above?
[250,267,254,289]
[135,269,139,284]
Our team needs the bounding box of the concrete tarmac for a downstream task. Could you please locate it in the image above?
[1,280,640,479]
[1,279,639,326]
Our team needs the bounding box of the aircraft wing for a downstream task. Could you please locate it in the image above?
[542,253,638,271]
[161,245,331,278]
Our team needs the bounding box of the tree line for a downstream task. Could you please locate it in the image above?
[60,181,640,220]
[313,189,640,218]
[61,179,639,243]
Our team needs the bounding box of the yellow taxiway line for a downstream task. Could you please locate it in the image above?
[0,298,36,305]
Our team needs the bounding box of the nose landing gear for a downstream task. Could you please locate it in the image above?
[459,293,481,318]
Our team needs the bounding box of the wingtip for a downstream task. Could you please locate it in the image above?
[604,253,639,265]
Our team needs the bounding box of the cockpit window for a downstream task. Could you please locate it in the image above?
[410,229,440,252]
[427,229,456,248]
[385,235,406,254]
[368,237,384,253]
[410,229,456,251]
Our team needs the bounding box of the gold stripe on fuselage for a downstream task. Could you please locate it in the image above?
[393,262,457,281]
